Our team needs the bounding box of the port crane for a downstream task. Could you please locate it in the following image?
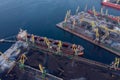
[31,34,35,43]
[110,57,120,70]
[44,37,51,49]
[39,64,46,79]
[57,41,62,53]
[19,54,27,68]
[100,26,110,42]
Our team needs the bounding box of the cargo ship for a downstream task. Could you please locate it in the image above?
[17,29,84,56]
[102,0,120,10]
[56,9,120,56]
[88,10,120,23]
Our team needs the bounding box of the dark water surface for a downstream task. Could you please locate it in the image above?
[0,0,120,64]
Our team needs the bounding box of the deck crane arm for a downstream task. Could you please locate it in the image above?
[39,64,44,73]
[94,28,100,41]
[91,21,96,30]
[101,26,109,41]
[57,41,62,51]
[114,57,120,68]
[19,54,27,64]
[44,37,51,48]
[39,64,46,79]
[31,34,35,43]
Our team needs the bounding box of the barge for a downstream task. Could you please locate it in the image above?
[56,10,120,56]
[102,0,120,10]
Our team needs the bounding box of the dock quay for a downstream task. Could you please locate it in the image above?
[56,9,120,56]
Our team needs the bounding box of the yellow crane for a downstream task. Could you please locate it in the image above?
[91,21,96,30]
[101,26,109,41]
[31,34,35,43]
[39,64,44,73]
[39,64,46,79]
[19,54,27,64]
[100,25,120,36]
[57,41,62,52]
[94,27,100,41]
[114,57,120,68]
[44,37,51,48]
